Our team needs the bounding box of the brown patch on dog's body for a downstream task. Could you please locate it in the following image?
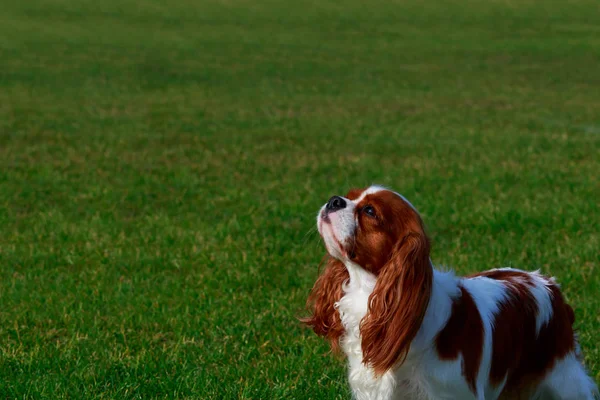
[436,286,484,394]
[434,269,577,396]
[470,269,576,395]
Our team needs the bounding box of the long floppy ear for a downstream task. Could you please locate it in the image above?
[360,231,433,375]
[301,256,349,352]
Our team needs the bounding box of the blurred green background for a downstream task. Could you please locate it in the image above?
[0,0,598,398]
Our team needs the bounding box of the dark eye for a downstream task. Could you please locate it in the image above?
[362,205,376,217]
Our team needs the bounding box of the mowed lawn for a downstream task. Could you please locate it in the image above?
[1,0,599,398]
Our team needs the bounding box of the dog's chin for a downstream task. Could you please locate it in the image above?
[323,240,343,260]
[321,232,347,262]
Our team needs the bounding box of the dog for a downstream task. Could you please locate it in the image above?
[303,185,597,399]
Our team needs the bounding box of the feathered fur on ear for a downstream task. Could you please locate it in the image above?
[359,231,433,375]
[301,256,349,352]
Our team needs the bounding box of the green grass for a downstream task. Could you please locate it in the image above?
[0,0,599,398]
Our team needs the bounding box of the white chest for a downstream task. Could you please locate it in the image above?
[335,264,374,357]
[334,266,398,400]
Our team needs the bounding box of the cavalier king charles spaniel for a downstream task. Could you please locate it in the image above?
[303,185,597,400]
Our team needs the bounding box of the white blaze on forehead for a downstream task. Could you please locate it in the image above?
[353,185,385,203]
[354,185,418,212]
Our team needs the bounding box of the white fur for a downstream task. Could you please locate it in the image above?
[538,353,599,399]
[317,186,598,400]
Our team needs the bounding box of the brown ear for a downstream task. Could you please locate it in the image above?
[360,231,433,375]
[301,256,349,352]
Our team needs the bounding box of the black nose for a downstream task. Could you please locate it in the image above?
[326,196,346,211]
